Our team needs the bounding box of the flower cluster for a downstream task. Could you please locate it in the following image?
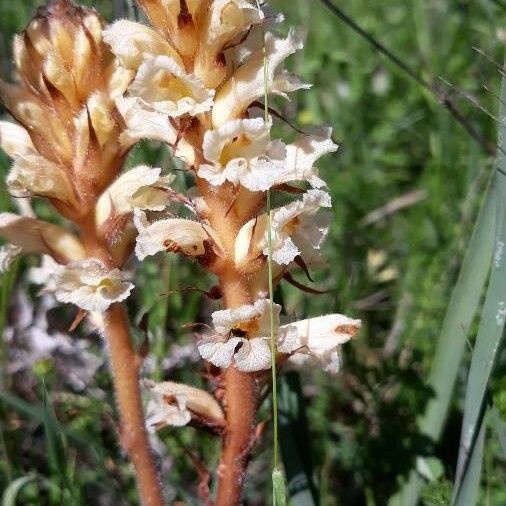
[102,0,360,429]
[0,1,360,501]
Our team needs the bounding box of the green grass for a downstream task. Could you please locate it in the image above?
[1,0,505,504]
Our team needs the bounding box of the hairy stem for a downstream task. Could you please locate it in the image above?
[215,271,258,506]
[103,304,165,506]
[79,216,164,506]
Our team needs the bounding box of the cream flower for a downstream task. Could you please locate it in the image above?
[212,29,309,127]
[276,128,338,188]
[103,20,183,70]
[0,213,86,262]
[0,244,22,272]
[0,121,76,204]
[129,56,214,117]
[197,117,286,190]
[198,299,289,372]
[194,0,264,88]
[143,379,224,432]
[280,314,361,373]
[235,189,331,267]
[52,259,134,313]
[134,210,217,261]
[146,392,191,430]
[0,120,34,159]
[96,166,175,227]
[28,255,63,292]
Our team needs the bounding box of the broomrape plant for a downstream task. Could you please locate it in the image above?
[0,0,360,504]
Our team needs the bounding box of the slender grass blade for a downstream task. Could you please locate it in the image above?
[454,416,486,506]
[451,71,506,503]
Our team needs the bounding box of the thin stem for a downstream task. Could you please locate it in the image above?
[267,190,279,469]
[103,304,165,506]
[256,0,280,476]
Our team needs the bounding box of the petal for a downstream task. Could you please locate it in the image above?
[129,55,214,117]
[0,244,22,272]
[53,259,134,313]
[198,335,244,369]
[116,96,177,146]
[87,92,117,147]
[198,117,285,190]
[0,213,86,262]
[0,121,36,159]
[115,97,196,165]
[281,314,360,354]
[212,29,304,127]
[7,153,76,204]
[194,0,264,88]
[103,20,183,70]
[235,190,331,267]
[96,165,175,227]
[134,210,213,260]
[234,214,267,267]
[143,379,224,421]
[275,128,338,188]
[145,393,191,430]
[28,255,62,291]
[234,337,272,372]
[211,298,279,337]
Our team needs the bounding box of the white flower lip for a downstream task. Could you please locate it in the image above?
[198,300,360,373]
[212,29,309,127]
[129,55,215,118]
[134,210,220,261]
[281,314,361,373]
[0,244,22,272]
[52,259,134,313]
[276,128,339,188]
[143,379,224,431]
[95,165,175,228]
[198,117,286,191]
[235,189,332,268]
[198,299,282,372]
[146,391,191,430]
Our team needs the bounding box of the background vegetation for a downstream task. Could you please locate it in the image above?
[0,0,505,504]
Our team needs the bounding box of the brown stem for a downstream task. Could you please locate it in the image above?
[103,304,165,506]
[215,271,258,506]
[78,215,164,506]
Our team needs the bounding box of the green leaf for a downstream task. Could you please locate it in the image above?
[451,71,506,503]
[2,475,37,506]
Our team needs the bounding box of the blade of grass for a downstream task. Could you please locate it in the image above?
[451,72,506,502]
[455,415,486,506]
[1,475,37,506]
[40,384,73,498]
[394,171,496,505]
[396,64,506,506]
